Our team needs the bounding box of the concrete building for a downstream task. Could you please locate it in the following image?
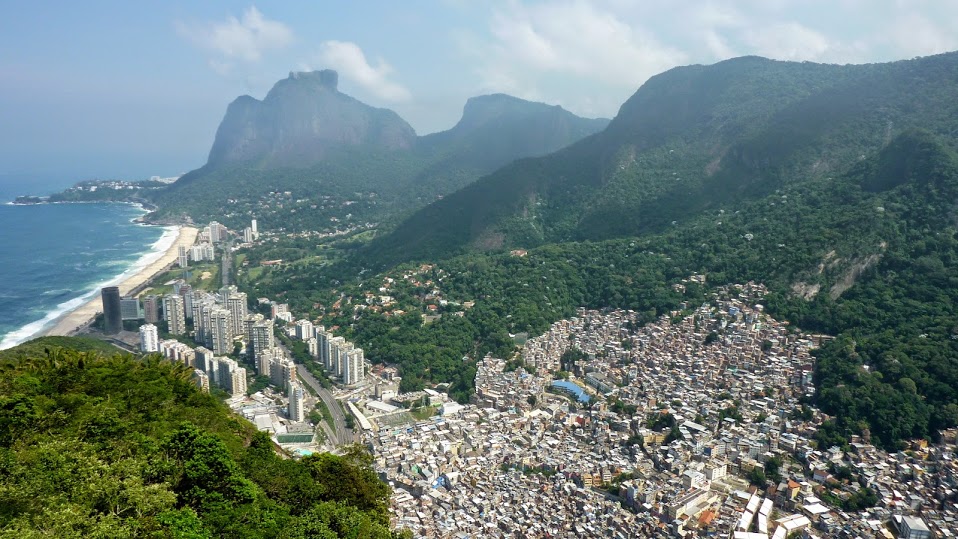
[248,318,274,360]
[163,294,186,335]
[120,297,141,321]
[226,292,248,337]
[142,295,160,324]
[194,347,215,381]
[177,245,188,268]
[216,357,246,396]
[101,286,122,334]
[139,324,158,352]
[190,243,215,262]
[193,369,210,393]
[209,308,232,356]
[270,357,296,391]
[344,347,365,385]
[898,516,933,539]
[288,383,305,422]
[294,319,313,341]
[208,221,227,243]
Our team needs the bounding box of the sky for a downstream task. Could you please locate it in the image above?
[2,0,957,184]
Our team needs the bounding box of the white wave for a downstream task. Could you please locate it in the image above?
[0,224,179,350]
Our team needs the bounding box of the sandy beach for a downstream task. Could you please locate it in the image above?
[43,225,199,337]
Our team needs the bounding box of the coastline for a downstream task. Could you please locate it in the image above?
[40,225,199,338]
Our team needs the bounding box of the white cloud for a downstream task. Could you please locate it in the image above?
[176,6,292,71]
[888,13,958,57]
[743,22,831,61]
[315,41,411,102]
[486,1,687,88]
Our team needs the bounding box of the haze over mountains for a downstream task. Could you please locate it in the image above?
[151,70,608,227]
[368,53,958,265]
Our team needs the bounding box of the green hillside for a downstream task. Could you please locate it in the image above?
[251,125,958,449]
[0,338,404,538]
[368,53,958,266]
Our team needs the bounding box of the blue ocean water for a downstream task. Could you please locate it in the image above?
[0,199,171,349]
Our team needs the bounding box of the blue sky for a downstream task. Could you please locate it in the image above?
[2,1,957,182]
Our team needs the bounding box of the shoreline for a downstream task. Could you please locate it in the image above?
[39,225,199,339]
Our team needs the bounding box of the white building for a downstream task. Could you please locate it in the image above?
[288,383,305,422]
[209,308,232,355]
[294,319,314,341]
[343,347,365,385]
[139,324,158,352]
[163,294,186,335]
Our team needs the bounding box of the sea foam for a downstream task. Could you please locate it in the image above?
[0,224,178,350]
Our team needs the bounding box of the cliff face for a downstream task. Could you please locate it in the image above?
[207,70,417,166]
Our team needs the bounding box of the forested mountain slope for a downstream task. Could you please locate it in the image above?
[368,52,958,266]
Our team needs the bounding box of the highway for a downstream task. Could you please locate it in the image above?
[297,362,355,446]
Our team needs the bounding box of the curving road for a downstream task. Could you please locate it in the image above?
[298,363,355,446]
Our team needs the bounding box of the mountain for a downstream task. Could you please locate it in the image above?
[208,70,416,166]
[368,53,958,266]
[148,72,607,230]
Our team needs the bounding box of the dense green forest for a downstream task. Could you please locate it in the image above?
[0,337,404,538]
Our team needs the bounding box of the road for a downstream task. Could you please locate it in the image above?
[298,362,355,446]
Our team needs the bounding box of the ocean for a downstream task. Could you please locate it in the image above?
[0,183,171,349]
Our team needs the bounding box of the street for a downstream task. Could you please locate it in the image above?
[298,363,355,446]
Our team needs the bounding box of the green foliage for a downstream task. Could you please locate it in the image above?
[367,53,958,266]
[0,341,399,537]
[748,467,767,487]
[764,456,783,484]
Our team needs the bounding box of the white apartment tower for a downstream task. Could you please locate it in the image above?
[163,294,187,335]
[209,308,232,356]
[249,319,274,360]
[343,347,365,385]
[139,324,159,352]
[226,292,248,337]
[288,383,305,422]
[270,357,296,391]
[294,319,313,341]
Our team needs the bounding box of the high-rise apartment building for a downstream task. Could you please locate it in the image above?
[120,297,141,321]
[181,287,194,318]
[139,324,159,352]
[209,308,232,355]
[163,294,186,335]
[343,347,365,385]
[328,336,346,375]
[226,292,248,336]
[142,295,160,324]
[194,347,215,381]
[270,357,296,391]
[190,243,215,262]
[294,319,313,341]
[215,357,246,397]
[177,245,188,268]
[208,221,227,243]
[249,318,274,360]
[288,383,305,422]
[101,286,122,334]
